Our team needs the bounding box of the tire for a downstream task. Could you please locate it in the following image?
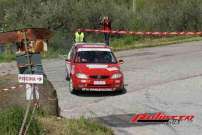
[117,85,125,93]
[69,79,75,94]
[66,73,70,81]
[65,68,70,81]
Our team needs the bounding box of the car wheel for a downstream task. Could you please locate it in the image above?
[65,68,70,81]
[66,73,70,81]
[69,79,75,94]
[117,85,125,93]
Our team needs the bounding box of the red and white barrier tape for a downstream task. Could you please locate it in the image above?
[79,29,202,36]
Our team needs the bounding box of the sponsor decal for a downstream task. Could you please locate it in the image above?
[131,112,194,125]
[78,48,111,52]
[82,88,112,91]
[106,67,119,71]
[86,64,108,69]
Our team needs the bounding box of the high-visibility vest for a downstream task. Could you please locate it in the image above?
[75,32,84,43]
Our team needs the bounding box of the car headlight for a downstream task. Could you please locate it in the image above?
[111,73,122,79]
[76,73,88,79]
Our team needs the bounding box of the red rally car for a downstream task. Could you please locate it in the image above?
[65,43,124,93]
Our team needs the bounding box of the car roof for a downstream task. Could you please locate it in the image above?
[74,43,111,49]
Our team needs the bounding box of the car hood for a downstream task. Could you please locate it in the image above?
[74,63,121,75]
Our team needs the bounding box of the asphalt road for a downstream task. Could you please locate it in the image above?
[43,41,202,135]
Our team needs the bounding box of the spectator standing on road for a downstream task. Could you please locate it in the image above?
[101,16,111,46]
[74,29,85,43]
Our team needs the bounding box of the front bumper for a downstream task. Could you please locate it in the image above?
[73,78,124,91]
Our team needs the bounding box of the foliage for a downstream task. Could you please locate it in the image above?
[0,0,201,51]
[0,50,16,63]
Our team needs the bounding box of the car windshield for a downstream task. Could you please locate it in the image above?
[75,51,117,64]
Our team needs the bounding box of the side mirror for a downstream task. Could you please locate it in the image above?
[118,59,124,64]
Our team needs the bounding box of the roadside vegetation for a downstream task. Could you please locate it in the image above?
[39,116,113,135]
[1,36,202,63]
[0,107,113,135]
[0,51,15,63]
[0,107,42,135]
[111,36,202,51]
[0,0,202,53]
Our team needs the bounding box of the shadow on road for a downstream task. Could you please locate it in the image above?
[73,89,127,97]
[95,113,166,128]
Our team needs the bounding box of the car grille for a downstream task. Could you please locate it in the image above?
[89,75,109,79]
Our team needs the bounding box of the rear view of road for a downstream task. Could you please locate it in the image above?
[44,41,202,135]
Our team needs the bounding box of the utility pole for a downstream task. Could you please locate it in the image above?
[19,31,38,135]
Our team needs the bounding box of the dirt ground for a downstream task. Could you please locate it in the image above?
[0,74,58,115]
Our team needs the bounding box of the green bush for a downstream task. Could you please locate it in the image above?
[0,52,15,63]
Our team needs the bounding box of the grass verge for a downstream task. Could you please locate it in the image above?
[0,107,42,135]
[38,116,113,135]
[111,36,202,51]
[0,107,113,135]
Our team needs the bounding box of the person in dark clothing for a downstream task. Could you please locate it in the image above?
[101,16,111,46]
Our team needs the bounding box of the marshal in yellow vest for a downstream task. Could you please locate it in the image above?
[75,32,84,43]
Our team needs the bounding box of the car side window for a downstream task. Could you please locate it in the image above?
[67,49,72,60]
[70,48,76,60]
[68,46,76,60]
